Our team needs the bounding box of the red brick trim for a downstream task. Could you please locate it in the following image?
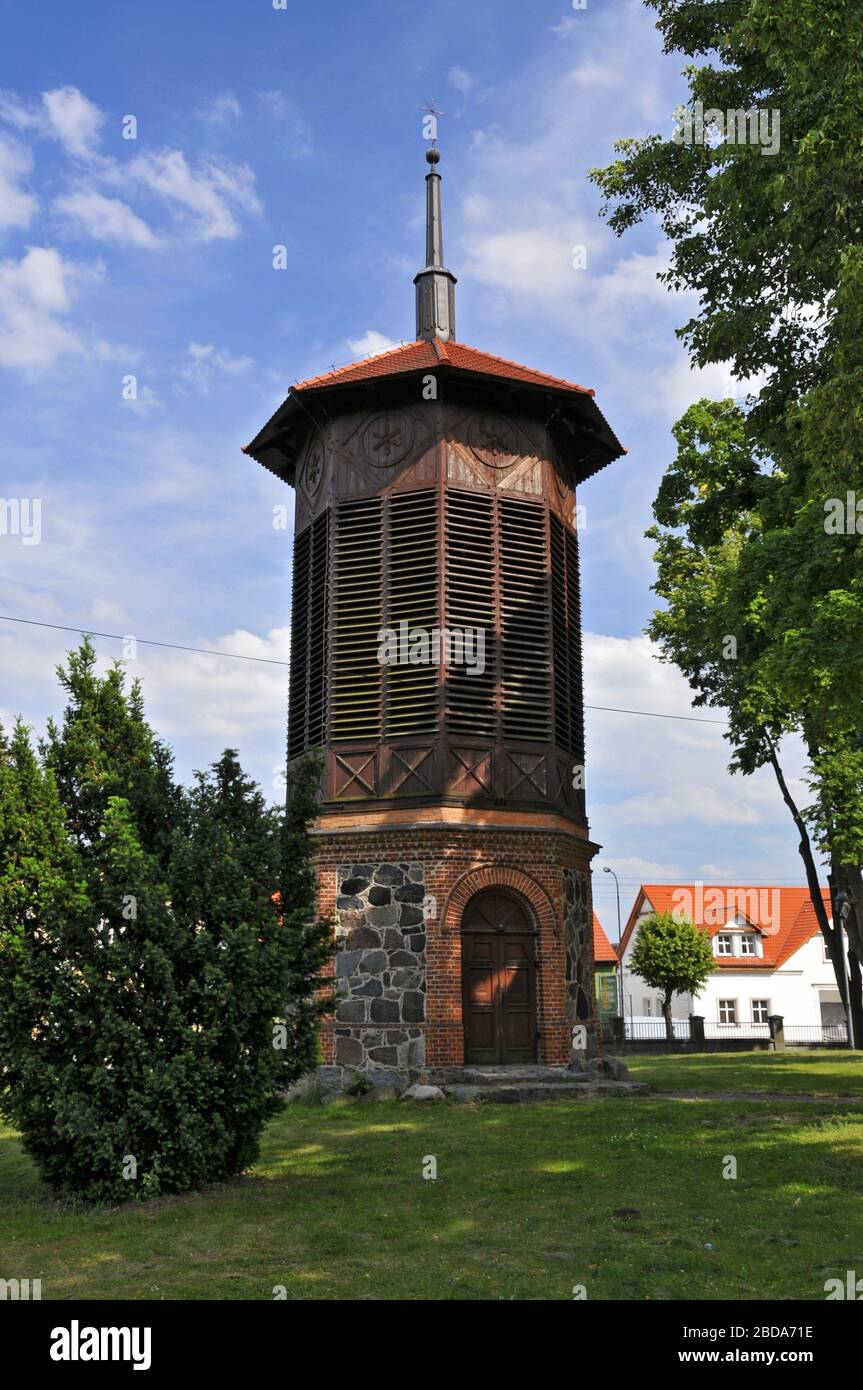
[442,865,557,938]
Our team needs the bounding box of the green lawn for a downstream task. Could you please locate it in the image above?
[1,1052,862,1301]
[626,1048,863,1096]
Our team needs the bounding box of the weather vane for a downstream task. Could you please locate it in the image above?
[420,100,445,146]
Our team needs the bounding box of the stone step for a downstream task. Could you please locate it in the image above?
[420,1065,576,1088]
[441,1080,649,1104]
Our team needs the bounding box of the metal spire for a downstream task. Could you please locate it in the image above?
[414,145,457,342]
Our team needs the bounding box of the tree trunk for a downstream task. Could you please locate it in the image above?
[662,991,674,1041]
[763,734,861,1044]
[831,862,863,1047]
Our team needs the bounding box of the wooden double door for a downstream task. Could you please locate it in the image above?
[461,890,538,1064]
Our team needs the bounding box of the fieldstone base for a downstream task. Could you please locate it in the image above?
[332,861,428,1074]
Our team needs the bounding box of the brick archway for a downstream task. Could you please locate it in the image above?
[442,865,557,939]
[425,864,564,1067]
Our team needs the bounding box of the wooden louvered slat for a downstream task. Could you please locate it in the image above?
[331,497,382,741]
[550,513,570,751]
[307,509,330,748]
[385,489,438,737]
[565,526,585,763]
[500,497,551,741]
[445,489,496,737]
[287,509,330,760]
[550,512,585,761]
[287,524,311,761]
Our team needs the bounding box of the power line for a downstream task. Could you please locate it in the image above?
[0,612,727,727]
[0,615,290,668]
[586,703,723,727]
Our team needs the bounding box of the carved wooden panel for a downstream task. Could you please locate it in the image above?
[446,746,494,798]
[382,745,437,797]
[500,750,548,802]
[331,749,379,800]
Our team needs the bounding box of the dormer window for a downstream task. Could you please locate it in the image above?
[739,934,756,956]
[717,933,733,956]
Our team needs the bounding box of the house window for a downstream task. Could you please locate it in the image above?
[716,934,733,956]
[718,999,737,1024]
[643,998,652,1016]
[751,999,769,1024]
[739,934,756,956]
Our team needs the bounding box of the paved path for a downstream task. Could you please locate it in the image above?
[651,1089,863,1104]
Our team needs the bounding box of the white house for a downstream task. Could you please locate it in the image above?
[617,884,846,1035]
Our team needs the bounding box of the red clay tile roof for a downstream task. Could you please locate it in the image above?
[593,912,618,962]
[620,884,831,969]
[291,338,596,397]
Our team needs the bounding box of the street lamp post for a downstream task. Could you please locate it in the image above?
[602,866,625,1025]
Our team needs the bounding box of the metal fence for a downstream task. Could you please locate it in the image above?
[622,1018,691,1041]
[784,1023,849,1045]
[704,1021,771,1040]
[599,1017,850,1047]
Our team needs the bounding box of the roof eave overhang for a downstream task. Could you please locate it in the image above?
[243,364,626,486]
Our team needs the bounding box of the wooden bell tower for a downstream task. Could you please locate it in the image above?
[245,147,625,1077]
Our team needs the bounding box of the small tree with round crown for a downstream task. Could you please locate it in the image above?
[629,910,715,1041]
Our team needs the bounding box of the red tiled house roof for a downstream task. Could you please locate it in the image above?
[592,912,618,963]
[619,885,831,969]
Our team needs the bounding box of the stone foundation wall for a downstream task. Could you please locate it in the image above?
[563,867,593,1026]
[332,861,428,1078]
[315,822,600,1071]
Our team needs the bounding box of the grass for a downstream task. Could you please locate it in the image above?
[626,1048,863,1096]
[1,1052,862,1301]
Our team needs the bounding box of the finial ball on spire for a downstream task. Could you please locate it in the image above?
[426,146,441,166]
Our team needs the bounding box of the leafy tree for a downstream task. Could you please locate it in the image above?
[591,0,863,1039]
[0,646,325,1202]
[43,638,182,870]
[277,749,336,1086]
[0,718,86,932]
[630,910,716,1039]
[646,398,863,1040]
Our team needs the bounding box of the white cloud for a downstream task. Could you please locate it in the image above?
[116,149,262,241]
[122,383,164,416]
[465,227,586,297]
[347,329,400,358]
[651,354,768,418]
[582,632,813,886]
[0,86,103,159]
[570,63,621,89]
[0,86,263,245]
[41,87,104,159]
[178,342,254,395]
[0,134,38,232]
[448,66,476,95]
[53,190,159,248]
[0,616,292,796]
[197,92,242,125]
[596,855,685,881]
[0,246,102,372]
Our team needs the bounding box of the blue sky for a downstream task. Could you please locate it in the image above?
[0,0,818,920]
